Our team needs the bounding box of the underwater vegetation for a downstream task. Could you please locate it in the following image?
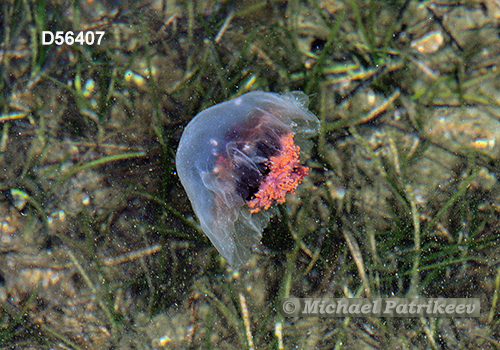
[0,0,499,349]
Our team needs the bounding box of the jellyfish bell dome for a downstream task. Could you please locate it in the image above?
[176,91,319,266]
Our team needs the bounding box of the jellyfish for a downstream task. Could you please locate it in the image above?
[176,91,320,267]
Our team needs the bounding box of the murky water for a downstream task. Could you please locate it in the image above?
[1,0,499,348]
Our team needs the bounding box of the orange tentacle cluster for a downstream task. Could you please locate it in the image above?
[248,133,308,213]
